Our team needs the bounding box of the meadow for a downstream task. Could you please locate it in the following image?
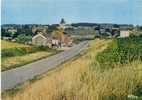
[1,40,57,71]
[2,38,142,100]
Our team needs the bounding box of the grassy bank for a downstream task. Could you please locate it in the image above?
[2,52,53,71]
[1,40,57,71]
[2,39,142,100]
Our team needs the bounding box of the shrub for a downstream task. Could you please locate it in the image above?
[2,45,55,58]
[15,34,32,44]
[2,47,34,57]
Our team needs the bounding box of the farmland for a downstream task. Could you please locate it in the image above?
[96,36,142,69]
[1,40,57,71]
[3,38,142,100]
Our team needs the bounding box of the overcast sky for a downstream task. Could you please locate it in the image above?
[2,0,142,25]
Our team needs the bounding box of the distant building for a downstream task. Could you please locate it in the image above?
[59,18,73,29]
[100,24,113,29]
[65,26,95,39]
[2,37,12,40]
[120,30,130,38]
[7,29,17,33]
[64,35,73,46]
[119,24,130,30]
[59,18,66,29]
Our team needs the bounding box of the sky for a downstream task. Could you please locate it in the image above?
[1,0,142,25]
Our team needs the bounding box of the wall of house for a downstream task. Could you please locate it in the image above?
[120,31,130,38]
[32,36,47,46]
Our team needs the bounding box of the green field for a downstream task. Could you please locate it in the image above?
[1,40,57,71]
[96,36,142,69]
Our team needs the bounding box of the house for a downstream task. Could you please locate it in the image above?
[2,36,12,40]
[65,26,95,39]
[8,29,17,33]
[32,31,73,48]
[32,32,49,46]
[51,38,60,48]
[120,30,130,38]
[62,34,73,46]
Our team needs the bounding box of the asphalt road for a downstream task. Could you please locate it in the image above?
[1,41,89,92]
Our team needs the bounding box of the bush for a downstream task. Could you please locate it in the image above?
[15,34,32,44]
[2,47,35,57]
[96,36,142,69]
[2,49,16,57]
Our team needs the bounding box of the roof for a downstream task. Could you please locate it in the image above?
[32,33,48,40]
[120,28,129,31]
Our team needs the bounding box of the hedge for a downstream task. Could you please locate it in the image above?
[2,46,54,57]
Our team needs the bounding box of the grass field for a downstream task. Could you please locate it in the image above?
[1,40,57,71]
[2,39,142,100]
[1,40,30,50]
[2,52,52,71]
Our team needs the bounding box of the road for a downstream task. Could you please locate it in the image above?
[1,41,89,92]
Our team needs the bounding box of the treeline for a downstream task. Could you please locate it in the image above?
[1,24,58,38]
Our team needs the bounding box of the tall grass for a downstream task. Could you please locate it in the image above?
[3,39,142,100]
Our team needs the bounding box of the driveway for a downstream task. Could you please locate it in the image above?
[1,41,89,92]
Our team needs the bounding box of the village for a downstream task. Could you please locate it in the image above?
[2,18,139,50]
[2,0,142,99]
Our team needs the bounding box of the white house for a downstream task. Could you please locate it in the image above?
[120,30,130,38]
[32,32,49,46]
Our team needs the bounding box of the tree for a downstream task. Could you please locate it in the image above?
[16,27,33,36]
[15,34,32,44]
[51,29,64,41]
[139,26,142,30]
[1,29,11,37]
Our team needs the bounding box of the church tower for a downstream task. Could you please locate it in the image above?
[59,18,66,29]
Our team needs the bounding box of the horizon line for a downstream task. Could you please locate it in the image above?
[1,22,141,26]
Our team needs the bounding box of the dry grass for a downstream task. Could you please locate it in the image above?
[1,40,30,50]
[81,62,142,100]
[3,39,142,100]
[1,52,52,71]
